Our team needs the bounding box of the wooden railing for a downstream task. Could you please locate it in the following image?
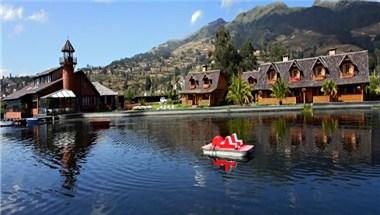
[312,75,326,81]
[258,97,278,105]
[4,112,22,120]
[258,97,296,105]
[283,97,297,104]
[313,95,330,103]
[339,94,363,102]
[199,99,210,106]
[32,108,38,116]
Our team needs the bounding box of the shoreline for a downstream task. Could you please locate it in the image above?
[59,102,380,120]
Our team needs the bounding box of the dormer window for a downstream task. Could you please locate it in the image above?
[340,57,357,78]
[189,77,196,89]
[312,59,328,81]
[288,63,302,82]
[203,76,211,89]
[267,66,278,84]
[248,76,257,86]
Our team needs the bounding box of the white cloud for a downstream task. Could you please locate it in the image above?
[0,68,10,77]
[0,4,23,21]
[27,9,48,23]
[221,0,239,9]
[191,10,203,24]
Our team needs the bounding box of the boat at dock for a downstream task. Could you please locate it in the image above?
[26,118,40,126]
[202,133,254,159]
[0,121,15,127]
[90,119,111,129]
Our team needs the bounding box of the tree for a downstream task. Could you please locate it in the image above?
[375,48,380,74]
[239,40,258,71]
[213,26,241,80]
[226,75,253,105]
[321,80,338,99]
[268,42,287,62]
[124,88,135,103]
[271,79,290,105]
[366,72,380,96]
[145,76,152,92]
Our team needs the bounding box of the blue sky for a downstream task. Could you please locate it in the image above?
[1,0,315,76]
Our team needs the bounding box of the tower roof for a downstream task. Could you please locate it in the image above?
[61,40,75,52]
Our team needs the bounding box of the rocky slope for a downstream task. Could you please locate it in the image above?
[4,0,380,97]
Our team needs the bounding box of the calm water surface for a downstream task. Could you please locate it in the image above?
[1,110,380,214]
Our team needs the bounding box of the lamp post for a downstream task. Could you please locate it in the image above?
[302,88,307,104]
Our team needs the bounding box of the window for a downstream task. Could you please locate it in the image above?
[267,69,277,81]
[340,57,357,78]
[248,77,257,85]
[189,77,196,89]
[203,76,210,89]
[341,62,355,77]
[313,61,328,80]
[289,66,301,82]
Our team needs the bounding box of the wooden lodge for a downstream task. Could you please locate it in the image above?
[179,66,228,106]
[3,40,123,120]
[242,49,370,105]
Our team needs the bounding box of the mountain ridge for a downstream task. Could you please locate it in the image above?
[4,0,379,97]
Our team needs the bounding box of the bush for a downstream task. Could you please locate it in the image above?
[138,98,146,106]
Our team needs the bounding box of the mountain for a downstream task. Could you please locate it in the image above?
[6,0,379,98]
[228,1,380,55]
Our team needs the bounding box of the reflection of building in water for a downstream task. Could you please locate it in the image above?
[372,112,380,163]
[31,122,97,190]
[131,112,374,164]
[257,112,373,162]
[124,116,222,153]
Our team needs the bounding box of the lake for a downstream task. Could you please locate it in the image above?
[1,110,380,214]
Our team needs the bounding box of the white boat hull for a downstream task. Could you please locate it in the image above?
[202,144,254,159]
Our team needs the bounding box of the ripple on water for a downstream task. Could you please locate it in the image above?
[1,112,380,215]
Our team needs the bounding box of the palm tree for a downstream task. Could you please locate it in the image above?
[366,72,380,96]
[321,80,338,101]
[271,78,290,105]
[226,75,253,105]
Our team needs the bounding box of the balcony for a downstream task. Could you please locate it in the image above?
[288,76,301,83]
[267,79,276,85]
[341,73,354,79]
[59,56,77,65]
[313,75,326,81]
[203,83,210,89]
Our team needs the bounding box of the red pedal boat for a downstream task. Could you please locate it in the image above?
[202,133,254,159]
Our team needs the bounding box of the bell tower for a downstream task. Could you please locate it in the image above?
[60,40,77,91]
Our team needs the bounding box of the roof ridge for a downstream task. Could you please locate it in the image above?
[260,50,368,65]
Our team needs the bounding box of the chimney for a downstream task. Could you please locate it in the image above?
[202,65,208,72]
[282,55,289,62]
[328,48,336,56]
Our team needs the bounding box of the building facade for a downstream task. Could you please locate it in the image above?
[180,67,228,106]
[3,40,121,120]
[242,50,369,105]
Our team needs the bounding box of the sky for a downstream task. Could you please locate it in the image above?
[1,0,316,77]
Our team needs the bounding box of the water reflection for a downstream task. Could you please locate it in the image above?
[212,159,237,172]
[4,122,99,190]
[1,110,379,215]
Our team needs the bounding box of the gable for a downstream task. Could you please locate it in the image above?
[74,71,100,96]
